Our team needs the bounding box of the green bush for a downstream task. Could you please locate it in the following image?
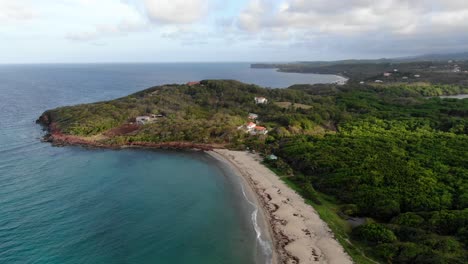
[391,212,425,228]
[352,223,397,244]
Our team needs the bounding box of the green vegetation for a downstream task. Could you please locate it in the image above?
[39,78,468,263]
[274,101,312,110]
[253,60,468,86]
[271,86,468,263]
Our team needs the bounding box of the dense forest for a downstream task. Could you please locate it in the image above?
[39,78,468,263]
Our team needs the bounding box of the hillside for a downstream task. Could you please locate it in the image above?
[38,79,468,263]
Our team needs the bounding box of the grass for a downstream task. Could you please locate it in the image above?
[263,161,380,264]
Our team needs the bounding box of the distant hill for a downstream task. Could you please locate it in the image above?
[400,52,468,62]
[252,52,468,69]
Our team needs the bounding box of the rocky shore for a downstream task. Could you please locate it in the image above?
[37,114,218,151]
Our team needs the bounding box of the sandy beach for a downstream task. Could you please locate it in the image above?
[209,149,352,264]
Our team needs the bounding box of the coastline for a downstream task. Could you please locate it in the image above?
[207,151,276,264]
[209,149,353,264]
[38,120,352,263]
[251,65,349,84]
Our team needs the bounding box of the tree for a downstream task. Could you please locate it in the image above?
[352,223,397,244]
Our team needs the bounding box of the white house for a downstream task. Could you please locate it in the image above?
[240,122,268,135]
[246,122,257,131]
[414,74,421,78]
[255,97,268,104]
[254,126,268,135]
[375,80,383,83]
[383,72,392,77]
[359,81,365,84]
[136,116,152,125]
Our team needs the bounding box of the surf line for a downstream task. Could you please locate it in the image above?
[240,183,273,264]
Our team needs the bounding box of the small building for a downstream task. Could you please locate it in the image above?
[383,72,392,77]
[136,116,152,125]
[187,81,200,86]
[402,76,409,80]
[414,74,421,78]
[246,122,257,131]
[248,113,259,120]
[359,81,365,84]
[254,126,268,135]
[255,97,268,104]
[393,69,399,72]
[375,80,383,83]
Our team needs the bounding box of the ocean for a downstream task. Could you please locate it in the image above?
[0,63,342,264]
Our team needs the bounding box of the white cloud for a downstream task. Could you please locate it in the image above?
[237,0,468,35]
[232,0,468,55]
[0,0,38,22]
[144,0,209,24]
[63,0,150,42]
[65,0,213,42]
[66,20,149,41]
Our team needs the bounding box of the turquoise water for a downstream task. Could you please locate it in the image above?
[0,149,259,263]
[0,63,339,263]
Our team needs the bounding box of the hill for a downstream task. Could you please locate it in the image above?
[38,80,468,263]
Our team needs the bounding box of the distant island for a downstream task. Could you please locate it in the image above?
[38,71,468,263]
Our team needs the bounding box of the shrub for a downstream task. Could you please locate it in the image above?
[352,223,397,244]
[391,212,425,228]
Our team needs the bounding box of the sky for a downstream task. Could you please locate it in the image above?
[2,0,468,63]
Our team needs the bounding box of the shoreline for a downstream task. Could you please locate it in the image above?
[249,64,348,85]
[207,151,276,264]
[209,149,353,264]
[38,120,352,263]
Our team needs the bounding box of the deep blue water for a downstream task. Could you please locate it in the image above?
[0,63,341,264]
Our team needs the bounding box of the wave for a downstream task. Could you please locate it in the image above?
[240,184,273,264]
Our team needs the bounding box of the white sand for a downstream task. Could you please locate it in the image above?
[209,149,353,264]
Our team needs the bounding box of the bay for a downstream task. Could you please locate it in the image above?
[0,63,341,264]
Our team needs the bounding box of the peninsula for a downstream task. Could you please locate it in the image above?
[38,79,468,263]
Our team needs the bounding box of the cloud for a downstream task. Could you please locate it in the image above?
[233,0,468,55]
[237,0,468,35]
[144,0,209,24]
[66,20,149,41]
[0,0,38,22]
[64,0,150,42]
[66,0,213,42]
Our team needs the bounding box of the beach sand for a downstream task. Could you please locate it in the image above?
[209,149,353,264]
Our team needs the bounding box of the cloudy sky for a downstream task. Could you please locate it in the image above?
[2,0,468,63]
